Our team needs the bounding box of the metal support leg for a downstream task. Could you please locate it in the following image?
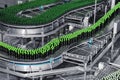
[50,63,53,70]
[105,5,107,15]
[8,36,11,44]
[7,67,10,80]
[39,68,43,80]
[111,22,118,60]
[21,38,24,45]
[1,33,3,42]
[32,77,34,80]
[90,54,93,80]
[111,33,115,60]
[31,37,35,48]
[13,63,16,72]
[94,0,97,24]
[29,65,35,80]
[42,37,44,46]
[111,0,115,9]
[50,58,53,70]
[40,76,43,80]
[111,28,114,60]
[111,43,114,60]
[84,63,87,80]
[111,35,114,50]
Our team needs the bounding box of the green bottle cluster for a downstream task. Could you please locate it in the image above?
[0,2,119,59]
[0,0,102,25]
[101,69,120,80]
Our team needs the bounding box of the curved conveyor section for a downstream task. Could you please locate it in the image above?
[0,2,104,37]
